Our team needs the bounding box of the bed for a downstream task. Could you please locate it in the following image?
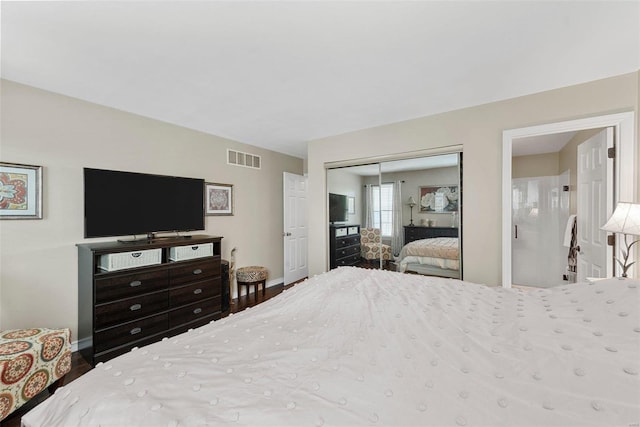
[23,267,640,426]
[396,237,460,278]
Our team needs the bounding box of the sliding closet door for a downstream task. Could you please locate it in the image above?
[327,152,463,276]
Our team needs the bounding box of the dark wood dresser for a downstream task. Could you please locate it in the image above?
[329,224,361,269]
[77,235,223,366]
[404,226,458,244]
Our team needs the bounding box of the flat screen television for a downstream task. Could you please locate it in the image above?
[84,168,205,239]
[329,193,349,223]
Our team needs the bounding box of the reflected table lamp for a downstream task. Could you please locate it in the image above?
[407,196,417,226]
[601,202,640,278]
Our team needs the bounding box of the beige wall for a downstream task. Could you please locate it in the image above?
[512,152,560,179]
[307,71,639,286]
[326,169,363,225]
[0,80,303,338]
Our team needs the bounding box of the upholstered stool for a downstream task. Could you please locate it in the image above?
[236,266,268,303]
[0,328,72,421]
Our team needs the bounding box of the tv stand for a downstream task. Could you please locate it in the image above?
[77,235,223,366]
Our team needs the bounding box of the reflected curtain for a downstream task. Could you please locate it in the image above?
[391,180,403,255]
[363,184,374,228]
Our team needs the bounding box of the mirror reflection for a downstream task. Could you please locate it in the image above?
[327,153,462,279]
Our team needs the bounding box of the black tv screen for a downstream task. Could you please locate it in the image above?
[84,168,204,238]
[329,193,349,223]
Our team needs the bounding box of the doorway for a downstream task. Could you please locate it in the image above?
[502,112,635,288]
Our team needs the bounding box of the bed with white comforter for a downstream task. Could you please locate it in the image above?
[23,267,640,426]
[396,237,460,277]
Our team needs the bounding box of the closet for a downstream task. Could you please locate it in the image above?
[326,152,463,276]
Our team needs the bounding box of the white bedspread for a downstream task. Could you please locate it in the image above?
[397,237,459,272]
[23,268,640,426]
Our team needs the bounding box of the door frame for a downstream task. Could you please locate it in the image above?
[502,112,635,288]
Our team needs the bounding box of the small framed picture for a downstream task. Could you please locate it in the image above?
[205,182,233,216]
[0,162,43,219]
[347,196,355,214]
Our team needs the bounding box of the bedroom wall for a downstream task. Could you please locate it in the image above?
[512,153,560,179]
[0,80,304,338]
[373,166,459,228]
[326,168,362,225]
[307,71,639,286]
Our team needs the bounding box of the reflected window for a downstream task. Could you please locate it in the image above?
[372,183,394,236]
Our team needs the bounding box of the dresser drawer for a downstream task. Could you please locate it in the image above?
[169,297,221,328]
[95,290,169,329]
[94,313,169,353]
[95,270,169,304]
[169,278,221,308]
[334,244,360,259]
[334,253,360,267]
[336,235,360,248]
[169,259,220,286]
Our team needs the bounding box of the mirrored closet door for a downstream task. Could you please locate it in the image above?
[326,153,463,278]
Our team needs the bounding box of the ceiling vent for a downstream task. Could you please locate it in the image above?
[227,149,261,170]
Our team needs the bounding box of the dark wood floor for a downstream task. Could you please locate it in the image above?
[1,281,296,427]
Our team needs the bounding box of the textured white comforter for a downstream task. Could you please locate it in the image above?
[23,268,640,426]
[397,237,460,272]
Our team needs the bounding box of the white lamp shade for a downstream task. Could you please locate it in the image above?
[407,196,416,206]
[601,202,640,236]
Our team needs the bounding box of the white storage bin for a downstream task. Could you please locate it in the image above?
[169,243,214,261]
[98,248,162,272]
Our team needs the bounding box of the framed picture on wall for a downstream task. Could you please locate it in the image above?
[0,162,43,219]
[205,182,233,216]
[419,185,458,213]
[348,196,355,214]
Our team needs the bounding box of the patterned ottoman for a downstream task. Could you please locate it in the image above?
[0,328,72,421]
[236,266,268,303]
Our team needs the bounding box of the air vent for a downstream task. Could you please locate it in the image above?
[227,149,261,169]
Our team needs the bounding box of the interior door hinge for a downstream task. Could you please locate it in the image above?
[607,234,615,246]
[607,147,616,159]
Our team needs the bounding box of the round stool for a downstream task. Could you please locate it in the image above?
[236,266,268,303]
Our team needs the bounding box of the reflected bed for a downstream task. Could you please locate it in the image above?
[396,237,460,278]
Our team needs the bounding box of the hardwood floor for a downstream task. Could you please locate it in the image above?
[1,280,299,427]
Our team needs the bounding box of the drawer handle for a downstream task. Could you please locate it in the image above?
[193,268,203,275]
[193,308,202,314]
[129,280,142,287]
[130,303,142,311]
[130,327,142,335]
[193,288,202,295]
[191,246,199,251]
[131,252,142,258]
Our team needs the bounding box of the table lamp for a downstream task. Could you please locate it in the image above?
[601,202,640,278]
[407,196,417,226]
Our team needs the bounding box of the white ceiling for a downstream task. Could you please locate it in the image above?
[2,1,638,159]
[512,131,578,157]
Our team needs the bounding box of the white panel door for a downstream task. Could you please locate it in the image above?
[576,128,614,282]
[283,172,308,285]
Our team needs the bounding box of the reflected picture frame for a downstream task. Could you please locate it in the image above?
[205,182,234,216]
[348,196,355,214]
[419,185,458,213]
[0,162,43,219]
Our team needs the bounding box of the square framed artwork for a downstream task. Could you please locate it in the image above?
[205,182,233,216]
[0,162,43,219]
[419,185,458,213]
